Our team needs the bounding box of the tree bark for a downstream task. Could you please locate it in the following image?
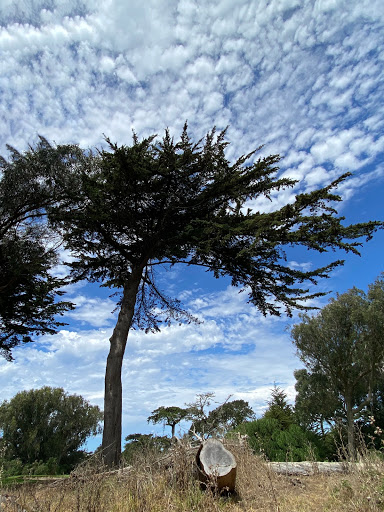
[102,265,144,467]
[345,393,355,461]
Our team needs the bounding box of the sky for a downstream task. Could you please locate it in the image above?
[0,0,383,452]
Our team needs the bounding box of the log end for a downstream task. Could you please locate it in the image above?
[196,439,237,493]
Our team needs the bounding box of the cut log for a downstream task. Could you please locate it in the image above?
[196,439,237,493]
[269,461,352,475]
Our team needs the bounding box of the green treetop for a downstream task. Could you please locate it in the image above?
[0,386,102,471]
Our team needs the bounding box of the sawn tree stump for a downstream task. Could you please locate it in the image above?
[196,439,237,493]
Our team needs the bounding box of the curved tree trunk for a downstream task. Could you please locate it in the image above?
[102,266,144,467]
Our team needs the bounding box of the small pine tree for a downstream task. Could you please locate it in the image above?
[264,385,295,429]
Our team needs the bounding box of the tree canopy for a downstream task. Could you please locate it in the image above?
[291,275,384,459]
[187,393,255,437]
[32,125,383,466]
[147,406,189,438]
[0,139,78,360]
[0,386,102,471]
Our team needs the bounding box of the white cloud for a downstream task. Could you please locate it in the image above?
[0,0,381,180]
[0,329,109,409]
[66,295,118,327]
[289,261,313,272]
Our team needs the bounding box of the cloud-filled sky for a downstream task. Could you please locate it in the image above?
[0,0,383,450]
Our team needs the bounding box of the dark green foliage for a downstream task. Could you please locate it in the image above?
[49,125,382,322]
[0,457,23,478]
[235,417,326,461]
[0,457,62,477]
[0,139,79,359]
[208,399,255,431]
[234,387,326,461]
[147,406,189,437]
[294,368,342,435]
[122,433,171,463]
[292,275,384,458]
[263,385,295,429]
[0,231,73,360]
[0,387,102,472]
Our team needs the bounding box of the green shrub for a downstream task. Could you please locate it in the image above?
[1,457,23,477]
[235,417,325,461]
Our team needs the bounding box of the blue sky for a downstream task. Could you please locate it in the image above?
[0,0,383,451]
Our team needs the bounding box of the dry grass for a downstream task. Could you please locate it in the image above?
[1,440,384,512]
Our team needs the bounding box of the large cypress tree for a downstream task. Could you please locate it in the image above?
[48,125,382,466]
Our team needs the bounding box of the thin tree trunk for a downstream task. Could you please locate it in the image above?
[345,393,355,461]
[320,418,325,438]
[102,266,144,467]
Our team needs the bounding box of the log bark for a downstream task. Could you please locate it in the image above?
[269,461,348,475]
[196,439,237,493]
[101,265,144,468]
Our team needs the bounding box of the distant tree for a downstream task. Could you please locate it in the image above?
[294,369,341,436]
[147,406,189,438]
[122,433,171,463]
[47,125,383,466]
[0,139,78,360]
[193,400,255,437]
[291,276,384,459]
[210,399,255,432]
[185,392,214,438]
[185,393,254,437]
[0,387,102,470]
[263,385,295,429]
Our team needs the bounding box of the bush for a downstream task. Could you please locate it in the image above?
[1,458,23,477]
[0,386,102,473]
[235,417,325,461]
